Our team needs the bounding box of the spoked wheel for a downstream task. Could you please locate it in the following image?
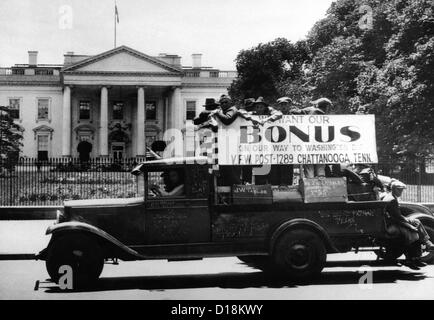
[46,233,104,289]
[272,229,326,279]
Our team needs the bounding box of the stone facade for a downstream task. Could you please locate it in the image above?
[0,46,236,159]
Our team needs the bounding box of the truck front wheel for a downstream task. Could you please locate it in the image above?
[46,233,104,289]
[272,229,326,279]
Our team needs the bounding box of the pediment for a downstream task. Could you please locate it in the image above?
[33,125,54,133]
[63,46,181,74]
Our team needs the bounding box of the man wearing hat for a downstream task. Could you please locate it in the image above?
[243,97,287,185]
[355,104,370,115]
[301,97,333,115]
[250,96,282,126]
[275,97,302,115]
[300,97,333,178]
[193,98,220,130]
[213,94,239,126]
[381,179,434,269]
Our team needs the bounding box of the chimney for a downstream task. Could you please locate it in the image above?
[28,51,38,66]
[192,53,202,69]
[156,53,182,67]
[64,51,75,65]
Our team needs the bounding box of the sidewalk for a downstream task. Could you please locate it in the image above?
[0,220,54,258]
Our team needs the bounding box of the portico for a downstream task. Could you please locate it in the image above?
[61,46,184,158]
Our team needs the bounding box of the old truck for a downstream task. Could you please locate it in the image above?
[36,156,434,288]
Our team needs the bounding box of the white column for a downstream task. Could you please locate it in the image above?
[164,96,170,132]
[171,87,185,157]
[171,87,183,130]
[136,87,146,156]
[62,86,71,157]
[99,86,109,156]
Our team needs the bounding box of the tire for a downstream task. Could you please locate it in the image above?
[272,229,326,279]
[421,225,434,264]
[380,244,405,262]
[46,233,104,289]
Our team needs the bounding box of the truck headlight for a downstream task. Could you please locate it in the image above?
[56,209,65,223]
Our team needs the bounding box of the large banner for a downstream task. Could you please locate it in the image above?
[213,114,378,165]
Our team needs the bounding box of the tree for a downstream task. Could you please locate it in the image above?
[228,38,309,104]
[358,0,434,158]
[0,106,23,173]
[306,36,365,113]
[302,0,434,158]
[230,0,434,159]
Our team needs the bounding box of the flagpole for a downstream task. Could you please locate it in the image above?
[114,1,117,48]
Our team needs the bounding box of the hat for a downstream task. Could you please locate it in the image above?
[203,98,220,110]
[356,104,369,113]
[390,179,406,190]
[311,98,333,110]
[277,97,293,104]
[244,98,255,110]
[253,96,269,106]
[219,94,232,104]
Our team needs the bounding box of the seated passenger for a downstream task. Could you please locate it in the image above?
[150,169,185,197]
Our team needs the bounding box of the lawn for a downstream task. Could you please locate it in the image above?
[0,171,139,206]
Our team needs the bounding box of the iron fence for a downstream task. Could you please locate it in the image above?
[377,158,434,203]
[2,157,434,206]
[0,157,142,206]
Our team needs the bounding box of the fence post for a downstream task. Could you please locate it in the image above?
[9,170,13,206]
[417,160,422,202]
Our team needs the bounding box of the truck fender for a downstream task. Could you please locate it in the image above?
[407,213,434,228]
[44,221,143,261]
[269,218,339,255]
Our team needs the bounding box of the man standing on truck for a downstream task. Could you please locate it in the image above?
[381,180,434,269]
[193,98,220,131]
[275,96,302,115]
[212,94,240,126]
[244,97,285,185]
[300,97,333,178]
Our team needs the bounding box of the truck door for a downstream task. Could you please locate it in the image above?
[144,166,210,244]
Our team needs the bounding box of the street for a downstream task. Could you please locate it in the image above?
[2,253,434,299]
[1,219,434,300]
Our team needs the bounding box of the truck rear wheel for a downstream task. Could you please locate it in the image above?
[272,229,326,279]
[46,233,104,289]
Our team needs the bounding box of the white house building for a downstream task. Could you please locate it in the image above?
[0,46,236,160]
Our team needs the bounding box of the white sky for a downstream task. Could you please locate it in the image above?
[0,0,334,70]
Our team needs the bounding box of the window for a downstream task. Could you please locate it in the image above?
[186,101,196,120]
[111,142,125,160]
[37,135,49,161]
[145,101,157,120]
[79,101,91,120]
[147,169,185,198]
[37,98,49,120]
[112,102,124,120]
[8,98,20,119]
